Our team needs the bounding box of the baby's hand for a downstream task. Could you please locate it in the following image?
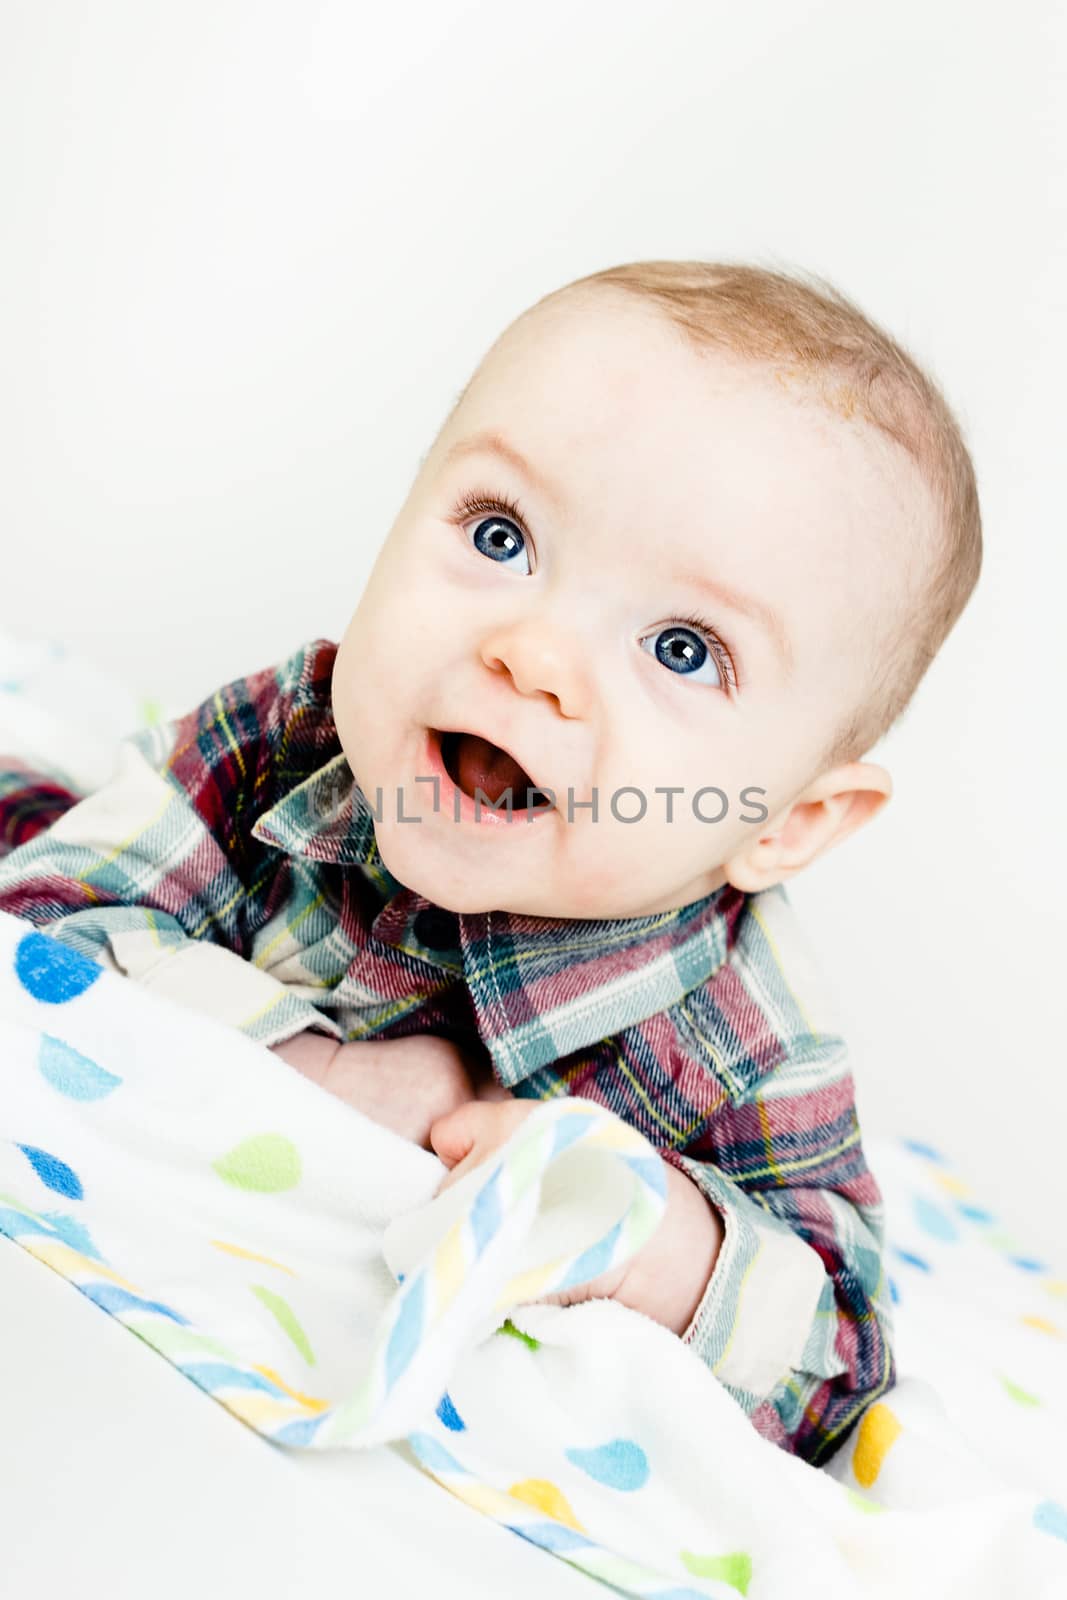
[430,1100,725,1336]
[430,1096,542,1186]
[272,1031,509,1149]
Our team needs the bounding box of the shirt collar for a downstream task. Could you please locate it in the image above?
[251,754,743,1088]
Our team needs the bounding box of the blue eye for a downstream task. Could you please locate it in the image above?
[470,513,531,574]
[640,623,726,688]
[453,491,533,575]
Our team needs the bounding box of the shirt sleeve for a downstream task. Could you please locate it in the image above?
[660,1033,896,1467]
[0,640,344,1049]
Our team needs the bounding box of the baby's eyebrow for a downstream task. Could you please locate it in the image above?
[674,567,793,672]
[440,430,568,513]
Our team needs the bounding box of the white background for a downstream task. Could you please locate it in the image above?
[1,0,1065,1258]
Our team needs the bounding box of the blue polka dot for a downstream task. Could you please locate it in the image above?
[273,1414,327,1447]
[1009,1256,1048,1274]
[548,1111,596,1159]
[385,1272,425,1390]
[41,1210,102,1260]
[636,1592,710,1600]
[889,1276,901,1304]
[558,1219,622,1292]
[901,1138,945,1163]
[565,1438,649,1491]
[16,1143,83,1199]
[1033,1500,1067,1543]
[892,1247,931,1273]
[15,932,101,1004]
[436,1390,466,1431]
[913,1195,959,1242]
[38,1034,122,1100]
[407,1431,468,1475]
[469,1167,502,1258]
[506,1522,594,1555]
[0,1206,58,1242]
[179,1361,277,1392]
[957,1202,995,1224]
[82,1284,186,1321]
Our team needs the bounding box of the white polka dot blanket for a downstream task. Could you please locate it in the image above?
[0,908,1065,1599]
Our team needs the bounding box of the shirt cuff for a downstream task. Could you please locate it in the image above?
[662,1149,830,1401]
[104,929,344,1049]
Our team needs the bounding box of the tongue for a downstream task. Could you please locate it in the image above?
[454,733,532,805]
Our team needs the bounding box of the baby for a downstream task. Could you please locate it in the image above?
[0,259,982,1468]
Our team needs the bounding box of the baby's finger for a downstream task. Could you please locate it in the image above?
[427,1101,484,1168]
[434,1142,490,1193]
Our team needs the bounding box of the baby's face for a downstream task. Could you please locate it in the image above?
[333,289,928,918]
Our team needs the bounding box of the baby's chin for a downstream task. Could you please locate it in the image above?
[369,829,574,918]
[373,830,708,921]
[368,824,524,915]
[367,775,731,918]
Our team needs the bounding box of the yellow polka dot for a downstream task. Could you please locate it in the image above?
[252,1364,330,1411]
[852,1403,903,1488]
[211,1238,297,1275]
[934,1173,971,1199]
[451,1481,524,1519]
[1022,1315,1063,1338]
[28,1238,143,1294]
[507,1478,585,1530]
[1045,1279,1067,1299]
[433,1218,466,1308]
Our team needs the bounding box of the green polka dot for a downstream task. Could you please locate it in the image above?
[1000,1374,1041,1407]
[846,1487,888,1514]
[681,1549,753,1594]
[213,1133,301,1193]
[324,1378,373,1438]
[495,1317,540,1350]
[251,1285,316,1364]
[127,1319,240,1363]
[509,1123,551,1196]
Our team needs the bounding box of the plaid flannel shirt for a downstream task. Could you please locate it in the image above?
[0,637,895,1465]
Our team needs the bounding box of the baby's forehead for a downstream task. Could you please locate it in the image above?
[466,326,922,538]
[472,294,902,482]
[449,292,935,614]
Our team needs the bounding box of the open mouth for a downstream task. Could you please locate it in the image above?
[435,729,555,812]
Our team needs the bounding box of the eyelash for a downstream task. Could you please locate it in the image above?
[662,610,739,693]
[454,487,530,531]
[450,489,740,694]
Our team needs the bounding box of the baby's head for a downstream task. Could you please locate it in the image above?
[333,260,981,919]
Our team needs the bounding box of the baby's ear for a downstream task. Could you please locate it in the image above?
[722,762,892,894]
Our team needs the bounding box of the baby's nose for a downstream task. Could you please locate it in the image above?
[479,621,593,720]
